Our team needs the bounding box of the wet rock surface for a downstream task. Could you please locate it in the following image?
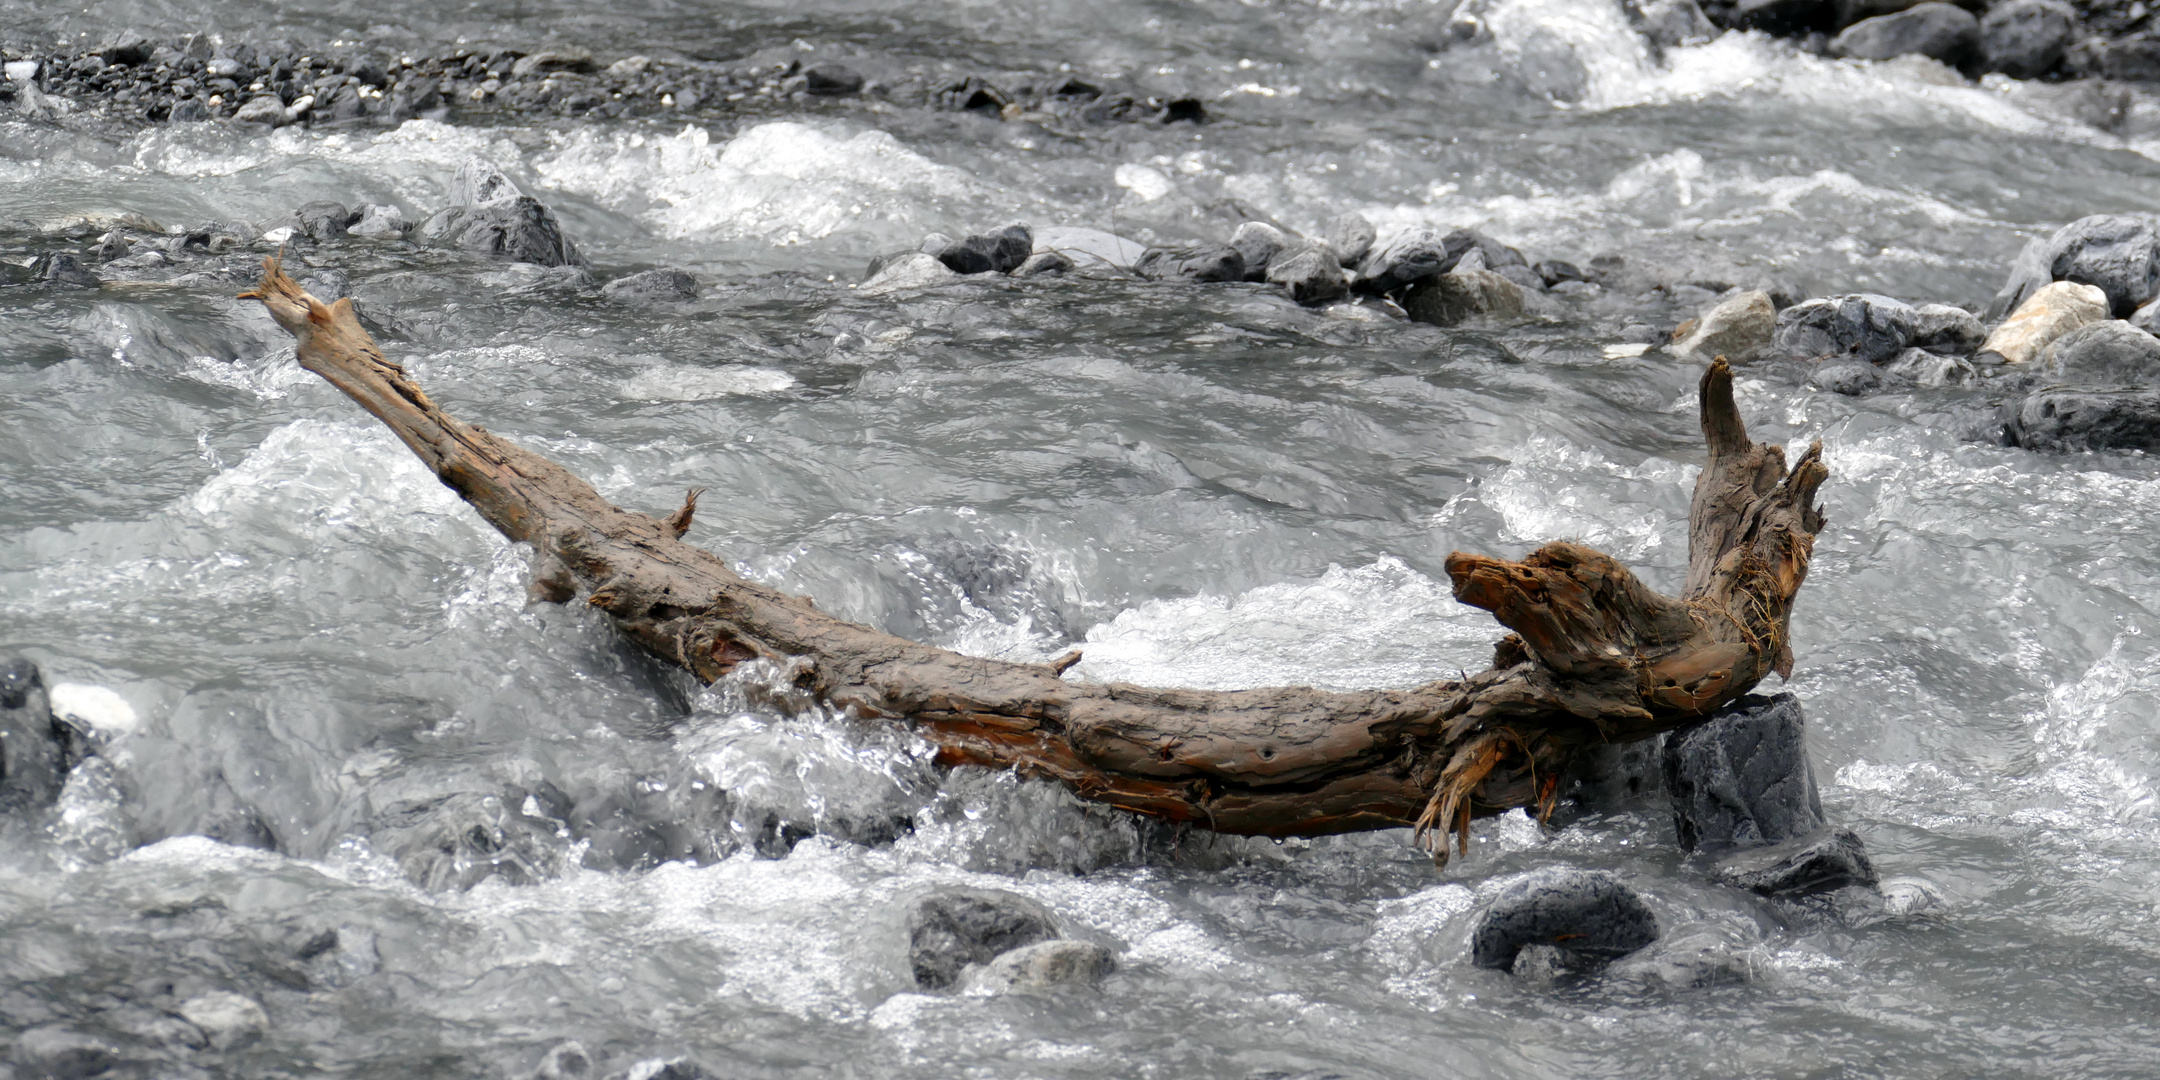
[1670,289,1775,360]
[1980,280,2110,364]
[1401,267,1526,325]
[1773,293,1918,363]
[2037,319,2160,381]
[602,267,699,303]
[1664,693,1828,852]
[1830,3,1981,63]
[1136,243,1246,283]
[1,657,72,815]
[1712,826,1880,896]
[1470,868,1660,971]
[961,938,1116,992]
[2004,386,2160,450]
[906,888,1061,989]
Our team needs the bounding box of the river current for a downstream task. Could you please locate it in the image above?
[4,0,2160,1076]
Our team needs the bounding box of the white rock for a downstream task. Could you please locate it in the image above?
[206,57,242,77]
[348,204,407,238]
[860,251,959,294]
[607,56,652,77]
[176,991,268,1050]
[48,683,138,734]
[5,60,38,82]
[1977,280,2107,365]
[1670,290,1775,362]
[260,226,297,246]
[448,156,524,208]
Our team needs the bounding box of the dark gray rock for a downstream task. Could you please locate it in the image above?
[1564,734,1665,810]
[907,888,1060,989]
[1535,259,1587,287]
[2097,38,2160,81]
[1731,0,1838,35]
[1912,302,1984,354]
[1135,243,1245,283]
[934,224,1033,275]
[1353,226,1451,293]
[98,30,153,67]
[1773,293,1918,362]
[1265,245,1350,305]
[436,197,586,268]
[295,200,353,242]
[1663,693,1826,851]
[805,64,864,96]
[1988,214,2160,320]
[1712,826,1878,896]
[1326,212,1376,267]
[95,230,131,262]
[602,268,699,302]
[298,269,350,303]
[2039,320,2160,382]
[511,48,597,78]
[1401,268,1526,325]
[1,658,70,815]
[2004,386,2160,451]
[1470,868,1659,971]
[1979,0,2077,78]
[34,253,99,288]
[1830,3,1979,64]
[1229,221,1288,280]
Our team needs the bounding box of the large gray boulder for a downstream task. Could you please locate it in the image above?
[906,888,1060,989]
[1772,294,1918,363]
[1830,3,1979,64]
[1,658,71,816]
[1988,213,2160,320]
[2003,387,2160,451]
[1469,868,1659,971]
[1663,693,1827,852]
[1979,0,2077,78]
[2039,320,2160,382]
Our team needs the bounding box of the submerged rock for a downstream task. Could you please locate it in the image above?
[933,224,1033,275]
[1470,867,1659,971]
[2037,319,2160,382]
[1830,3,1979,64]
[1135,243,1245,283]
[1980,0,2079,78]
[805,64,864,96]
[1664,693,1826,851]
[1773,293,1917,363]
[1989,213,2160,319]
[602,268,699,303]
[1711,826,1879,896]
[1401,267,1525,326]
[1977,280,2108,364]
[1670,289,1775,361]
[2003,386,2160,451]
[1229,221,1289,280]
[177,991,269,1050]
[906,888,1061,989]
[962,939,1116,992]
[1,657,71,815]
[535,1040,594,1080]
[1012,250,1073,277]
[861,251,959,293]
[1604,928,1764,989]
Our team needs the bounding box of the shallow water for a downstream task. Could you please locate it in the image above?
[5,1,2160,1077]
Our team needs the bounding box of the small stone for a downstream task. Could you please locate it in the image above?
[602,268,699,302]
[450,198,586,268]
[95,230,130,262]
[1135,242,1246,283]
[1883,346,1975,386]
[805,64,863,96]
[1266,245,1350,306]
[1879,875,1950,918]
[347,203,407,238]
[1664,693,1826,852]
[511,48,597,78]
[2038,319,2160,382]
[1534,259,1587,287]
[99,29,153,67]
[35,252,100,288]
[1326,212,1376,267]
[1400,268,1525,326]
[1980,0,2078,78]
[177,991,269,1050]
[1670,290,1775,361]
[607,56,652,77]
[536,1039,594,1079]
[906,888,1060,990]
[1712,826,1879,897]
[2004,386,2160,451]
[206,56,243,78]
[1978,280,2109,365]
[933,224,1033,275]
[963,939,1116,992]
[1161,97,1206,123]
[1228,221,1289,280]
[295,200,353,242]
[1509,943,1569,989]
[169,98,209,122]
[1773,293,1918,363]
[1830,3,1979,64]
[1470,867,1659,971]
[861,251,961,294]
[1012,250,1072,277]
[1911,302,1985,354]
[233,94,286,124]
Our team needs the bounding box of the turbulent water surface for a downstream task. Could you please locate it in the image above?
[6,1,2160,1077]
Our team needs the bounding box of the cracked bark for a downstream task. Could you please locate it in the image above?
[240,256,1827,862]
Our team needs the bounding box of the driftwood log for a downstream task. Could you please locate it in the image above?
[240,256,1827,863]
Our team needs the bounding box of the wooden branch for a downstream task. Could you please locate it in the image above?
[239,257,1826,862]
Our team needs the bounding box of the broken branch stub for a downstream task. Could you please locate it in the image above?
[239,256,1826,863]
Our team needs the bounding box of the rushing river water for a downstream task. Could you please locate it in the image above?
[6,0,2160,1076]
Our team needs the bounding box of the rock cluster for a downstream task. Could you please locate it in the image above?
[905,888,1115,993]
[1699,0,2108,79]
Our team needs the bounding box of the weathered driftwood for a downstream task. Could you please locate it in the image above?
[240,256,1827,862]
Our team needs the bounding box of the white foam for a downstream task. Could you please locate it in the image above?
[622,366,798,400]
[535,122,986,245]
